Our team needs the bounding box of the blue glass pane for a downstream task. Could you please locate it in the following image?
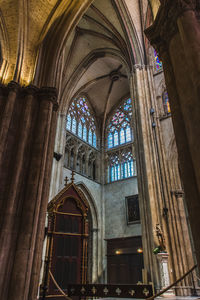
[78,122,82,138]
[111,166,114,182]
[108,133,113,148]
[83,126,87,141]
[72,118,77,134]
[120,128,125,144]
[154,49,162,72]
[128,161,131,177]
[93,132,97,147]
[163,91,171,114]
[114,131,119,147]
[89,129,92,144]
[124,162,128,178]
[125,126,131,142]
[114,165,120,181]
[66,114,71,130]
[121,164,124,179]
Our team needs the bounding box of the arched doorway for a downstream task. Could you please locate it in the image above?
[43,180,90,299]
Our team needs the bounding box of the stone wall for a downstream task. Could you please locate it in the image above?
[104,177,141,239]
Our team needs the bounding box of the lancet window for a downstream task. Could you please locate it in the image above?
[153,49,162,72]
[162,91,171,115]
[107,98,133,149]
[66,96,97,148]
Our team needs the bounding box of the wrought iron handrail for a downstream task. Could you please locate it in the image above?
[47,265,197,300]
[49,270,71,300]
[146,264,197,300]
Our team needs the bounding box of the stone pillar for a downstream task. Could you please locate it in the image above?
[92,228,99,282]
[157,253,172,293]
[129,68,161,289]
[145,0,200,270]
[0,82,58,300]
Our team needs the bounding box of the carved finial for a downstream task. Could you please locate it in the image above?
[71,170,75,183]
[64,176,68,186]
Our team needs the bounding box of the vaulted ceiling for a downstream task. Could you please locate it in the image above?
[0,0,93,83]
[59,0,141,129]
[0,0,159,85]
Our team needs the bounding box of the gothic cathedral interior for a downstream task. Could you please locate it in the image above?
[0,0,200,300]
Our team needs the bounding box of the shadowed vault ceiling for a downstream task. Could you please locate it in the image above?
[0,0,159,85]
[59,0,133,128]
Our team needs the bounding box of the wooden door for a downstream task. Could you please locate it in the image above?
[48,197,87,296]
[107,237,144,284]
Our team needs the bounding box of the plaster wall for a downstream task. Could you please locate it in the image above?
[104,176,141,240]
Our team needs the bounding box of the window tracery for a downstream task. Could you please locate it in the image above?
[107,148,136,183]
[107,98,133,149]
[64,133,99,182]
[106,98,136,183]
[66,96,97,148]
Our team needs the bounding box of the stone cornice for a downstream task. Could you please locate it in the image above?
[145,0,200,55]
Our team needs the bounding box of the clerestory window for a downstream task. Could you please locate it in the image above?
[106,98,136,183]
[162,91,171,115]
[66,96,97,148]
[153,49,162,72]
[107,98,133,149]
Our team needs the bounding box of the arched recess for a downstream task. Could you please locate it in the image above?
[43,181,95,298]
[76,182,100,282]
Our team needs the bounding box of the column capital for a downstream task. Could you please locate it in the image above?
[22,84,39,96]
[38,86,58,111]
[7,81,21,93]
[145,0,200,55]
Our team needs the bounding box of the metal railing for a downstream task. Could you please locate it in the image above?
[42,264,198,300]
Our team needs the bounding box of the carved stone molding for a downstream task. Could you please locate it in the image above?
[171,190,184,198]
[38,86,58,111]
[145,0,200,55]
[133,64,153,72]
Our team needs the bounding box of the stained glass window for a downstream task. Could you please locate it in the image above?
[108,149,136,182]
[107,98,133,149]
[66,115,71,130]
[66,96,97,148]
[163,91,171,115]
[72,118,77,134]
[114,131,119,147]
[78,122,82,138]
[120,128,125,144]
[108,133,113,148]
[93,133,97,148]
[83,125,87,141]
[88,129,92,145]
[154,49,162,72]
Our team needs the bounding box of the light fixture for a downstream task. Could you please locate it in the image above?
[115,250,121,255]
[137,248,143,253]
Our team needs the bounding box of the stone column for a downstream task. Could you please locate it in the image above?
[129,68,161,289]
[157,253,171,293]
[0,82,58,300]
[145,0,200,270]
[92,228,99,282]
